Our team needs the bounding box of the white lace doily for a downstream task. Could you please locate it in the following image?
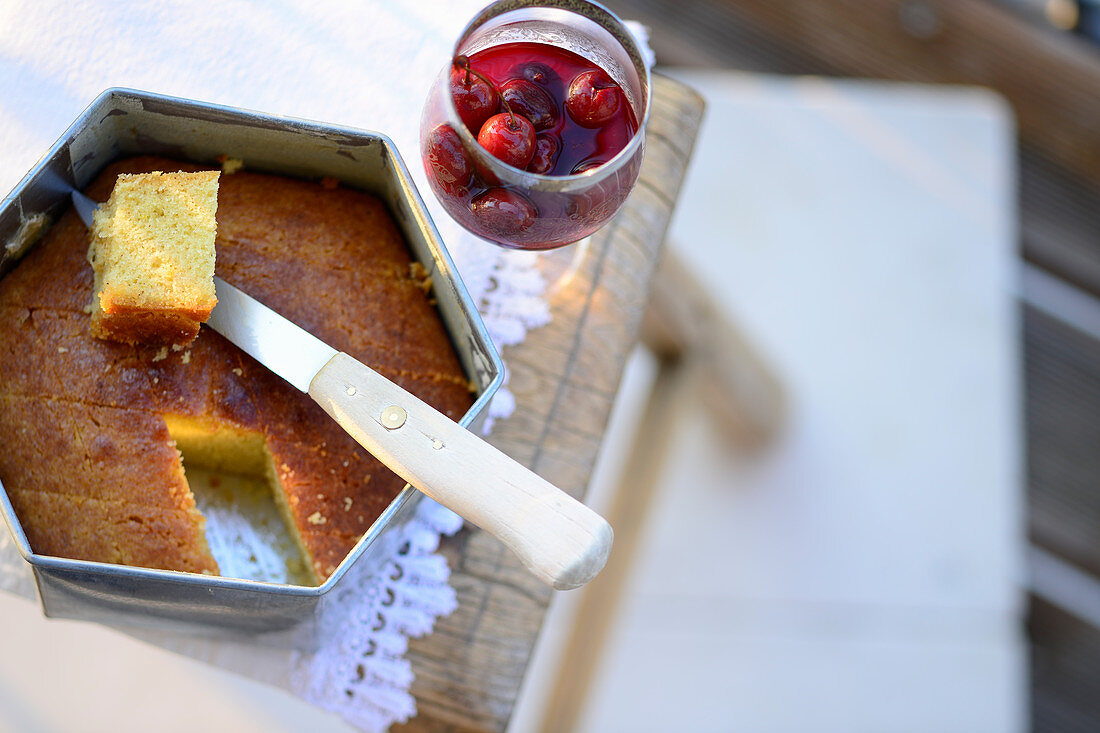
[0,2,650,730]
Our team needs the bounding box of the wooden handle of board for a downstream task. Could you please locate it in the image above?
[308,352,613,590]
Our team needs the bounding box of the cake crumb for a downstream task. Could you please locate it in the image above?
[409,262,433,293]
[344,497,353,511]
[152,346,169,362]
[181,350,191,364]
[232,367,243,376]
[307,511,326,525]
[5,212,48,260]
[217,155,245,174]
[57,346,68,353]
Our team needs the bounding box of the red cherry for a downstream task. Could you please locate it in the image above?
[500,79,558,131]
[565,69,621,128]
[470,188,537,235]
[450,61,497,133]
[477,113,536,169]
[512,61,562,91]
[425,123,473,196]
[528,134,560,174]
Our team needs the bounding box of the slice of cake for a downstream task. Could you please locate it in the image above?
[87,170,220,346]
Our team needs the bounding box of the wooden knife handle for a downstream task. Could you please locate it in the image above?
[308,352,613,591]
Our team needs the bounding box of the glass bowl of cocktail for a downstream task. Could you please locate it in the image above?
[420,0,651,251]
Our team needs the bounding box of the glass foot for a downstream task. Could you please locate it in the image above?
[538,236,593,299]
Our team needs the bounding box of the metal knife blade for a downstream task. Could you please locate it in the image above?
[71,188,99,226]
[206,277,336,393]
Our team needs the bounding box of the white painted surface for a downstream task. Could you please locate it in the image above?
[514,70,1025,733]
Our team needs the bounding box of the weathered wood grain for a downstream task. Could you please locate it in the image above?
[1025,304,1100,579]
[1029,596,1100,731]
[397,74,705,732]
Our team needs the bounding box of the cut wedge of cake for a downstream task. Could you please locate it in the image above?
[88,170,220,346]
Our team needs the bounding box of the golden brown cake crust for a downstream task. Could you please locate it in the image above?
[90,307,204,347]
[0,156,474,582]
[8,490,219,575]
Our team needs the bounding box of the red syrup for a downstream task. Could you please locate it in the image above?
[425,41,642,248]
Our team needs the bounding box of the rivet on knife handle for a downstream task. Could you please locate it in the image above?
[309,352,614,591]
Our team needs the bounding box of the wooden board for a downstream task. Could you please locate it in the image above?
[396,74,705,732]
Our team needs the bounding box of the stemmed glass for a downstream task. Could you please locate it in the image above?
[419,0,651,252]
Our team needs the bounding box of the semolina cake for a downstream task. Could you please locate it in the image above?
[88,170,220,347]
[0,156,475,582]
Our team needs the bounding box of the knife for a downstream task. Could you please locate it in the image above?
[72,189,612,590]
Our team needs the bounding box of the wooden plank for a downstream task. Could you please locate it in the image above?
[1029,596,1100,731]
[398,74,705,732]
[1025,304,1100,579]
[1019,147,1100,299]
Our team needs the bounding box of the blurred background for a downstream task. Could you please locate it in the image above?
[509,1,1096,731]
[1,1,1098,731]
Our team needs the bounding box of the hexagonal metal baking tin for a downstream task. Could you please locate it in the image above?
[0,88,503,647]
